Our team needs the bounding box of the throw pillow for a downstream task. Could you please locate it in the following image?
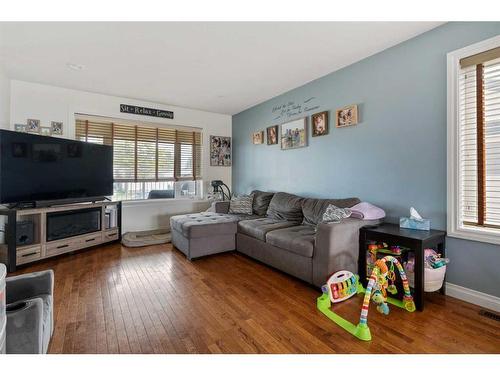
[321,204,352,223]
[349,202,386,220]
[302,197,360,225]
[229,194,254,215]
[266,192,304,223]
[251,190,275,216]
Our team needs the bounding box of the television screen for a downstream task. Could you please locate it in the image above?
[0,129,113,204]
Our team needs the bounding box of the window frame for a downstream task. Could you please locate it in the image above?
[447,35,500,245]
[75,116,203,183]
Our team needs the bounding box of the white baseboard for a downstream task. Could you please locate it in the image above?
[446,282,500,312]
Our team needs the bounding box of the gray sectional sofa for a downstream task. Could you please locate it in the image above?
[170,191,380,287]
[210,191,380,287]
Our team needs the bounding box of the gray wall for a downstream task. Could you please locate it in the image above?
[232,22,500,297]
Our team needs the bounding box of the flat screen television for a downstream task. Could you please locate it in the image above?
[0,129,113,205]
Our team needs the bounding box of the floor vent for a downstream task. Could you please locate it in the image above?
[479,310,500,322]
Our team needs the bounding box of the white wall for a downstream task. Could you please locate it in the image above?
[0,67,10,129]
[9,80,232,232]
[122,199,210,233]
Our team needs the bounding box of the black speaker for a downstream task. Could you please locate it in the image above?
[15,220,34,246]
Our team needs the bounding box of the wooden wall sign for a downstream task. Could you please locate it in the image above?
[120,104,174,119]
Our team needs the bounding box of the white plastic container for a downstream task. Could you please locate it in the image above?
[407,265,446,292]
[424,265,447,292]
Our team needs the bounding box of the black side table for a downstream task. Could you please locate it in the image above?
[359,223,446,311]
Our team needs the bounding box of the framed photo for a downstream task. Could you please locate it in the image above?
[210,135,232,166]
[266,125,279,145]
[27,119,40,133]
[51,121,63,135]
[336,104,358,128]
[280,117,307,150]
[14,124,27,132]
[40,127,52,136]
[252,130,264,145]
[311,111,329,136]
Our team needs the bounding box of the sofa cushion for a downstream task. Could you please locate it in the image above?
[41,294,53,353]
[230,213,265,222]
[237,217,297,241]
[170,212,238,238]
[302,197,360,225]
[229,194,254,215]
[266,192,305,223]
[251,190,275,216]
[265,225,316,258]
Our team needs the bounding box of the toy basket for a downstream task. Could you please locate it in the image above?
[407,265,446,292]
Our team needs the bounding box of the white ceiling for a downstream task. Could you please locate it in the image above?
[0,22,443,115]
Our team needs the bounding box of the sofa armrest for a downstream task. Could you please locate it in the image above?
[210,201,230,214]
[312,218,381,287]
[6,298,44,354]
[6,270,54,304]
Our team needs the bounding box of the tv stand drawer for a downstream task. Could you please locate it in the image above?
[46,241,78,257]
[103,229,119,242]
[80,233,102,246]
[45,232,102,257]
[16,245,42,265]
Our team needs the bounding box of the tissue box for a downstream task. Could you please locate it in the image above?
[399,217,430,231]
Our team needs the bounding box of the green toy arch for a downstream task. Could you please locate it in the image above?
[317,255,416,341]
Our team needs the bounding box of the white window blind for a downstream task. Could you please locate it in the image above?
[75,118,202,182]
[459,49,500,229]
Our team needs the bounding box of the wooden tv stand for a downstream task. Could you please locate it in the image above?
[0,201,121,272]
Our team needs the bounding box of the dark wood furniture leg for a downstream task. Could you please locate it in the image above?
[414,243,425,311]
[437,238,446,295]
[7,210,17,273]
[358,229,367,288]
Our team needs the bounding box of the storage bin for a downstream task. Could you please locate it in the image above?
[407,265,446,292]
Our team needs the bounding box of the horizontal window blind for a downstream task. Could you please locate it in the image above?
[459,54,500,229]
[75,118,202,182]
[484,58,500,226]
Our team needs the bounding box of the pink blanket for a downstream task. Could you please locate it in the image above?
[350,202,385,220]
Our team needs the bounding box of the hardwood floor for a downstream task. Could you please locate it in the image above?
[12,242,500,354]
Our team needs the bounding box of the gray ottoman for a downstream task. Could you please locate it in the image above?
[170,212,238,260]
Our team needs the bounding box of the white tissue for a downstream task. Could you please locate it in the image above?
[410,207,423,221]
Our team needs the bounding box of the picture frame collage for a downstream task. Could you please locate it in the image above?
[14,119,64,136]
[253,103,359,150]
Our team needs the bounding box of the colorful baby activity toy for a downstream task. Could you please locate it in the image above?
[317,255,416,341]
[326,270,358,303]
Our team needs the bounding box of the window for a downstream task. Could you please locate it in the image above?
[448,36,500,244]
[75,116,202,200]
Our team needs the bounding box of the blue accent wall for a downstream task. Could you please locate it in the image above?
[232,22,500,297]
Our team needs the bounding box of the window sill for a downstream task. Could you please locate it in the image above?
[121,197,210,207]
[448,224,500,245]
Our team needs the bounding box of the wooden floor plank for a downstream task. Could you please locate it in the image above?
[10,242,500,354]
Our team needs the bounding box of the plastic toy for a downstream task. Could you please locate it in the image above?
[404,253,415,273]
[389,245,402,255]
[317,255,416,341]
[371,290,389,315]
[424,248,449,269]
[386,261,398,295]
[326,270,358,303]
